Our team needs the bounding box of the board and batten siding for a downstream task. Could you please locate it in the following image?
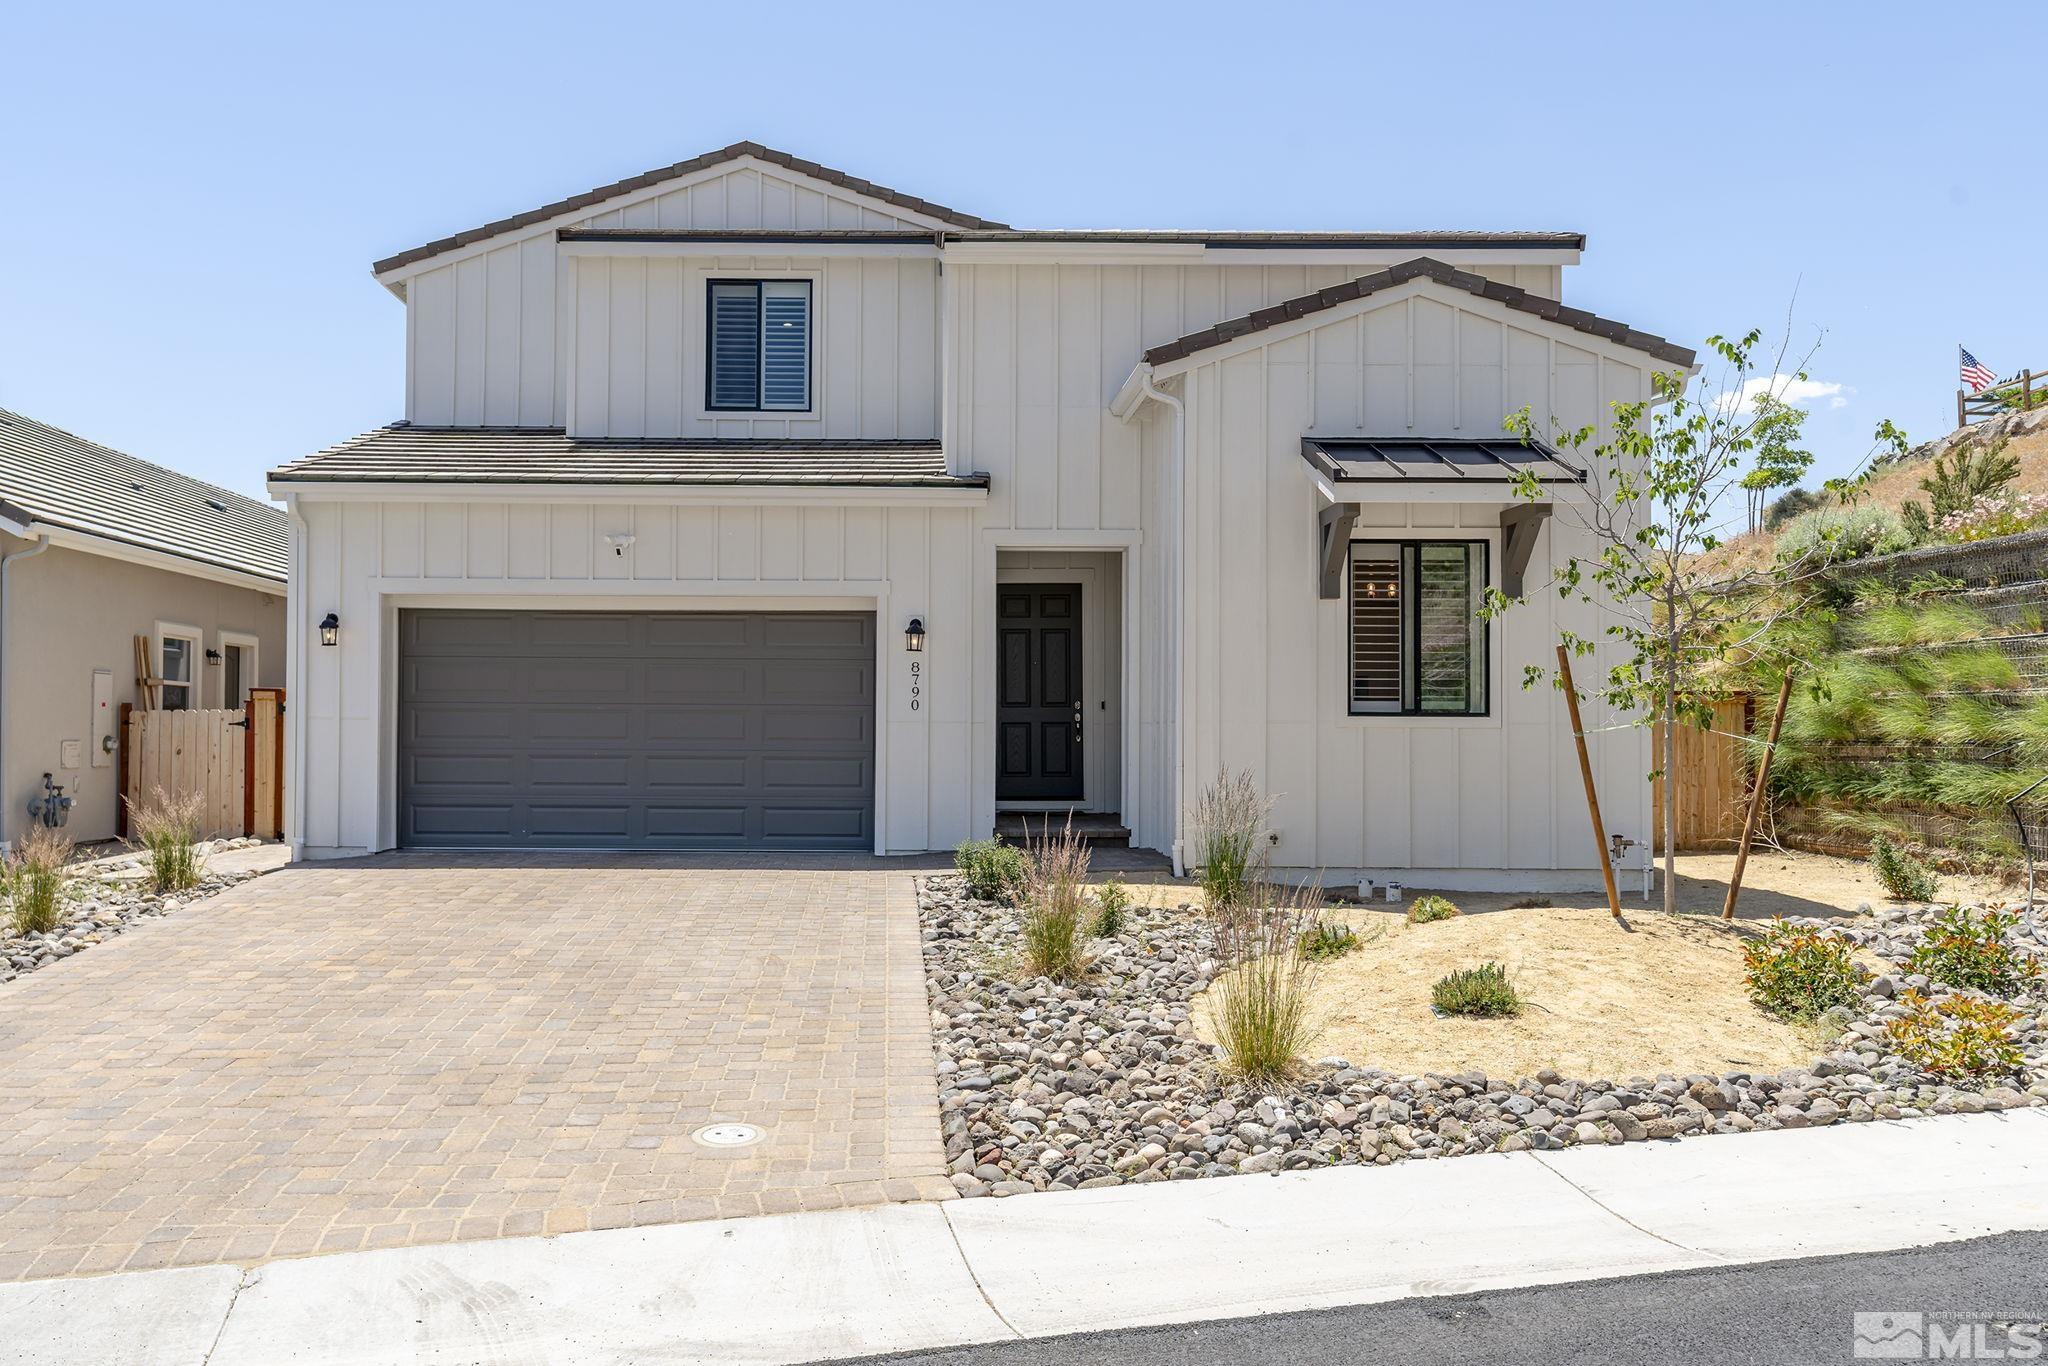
[948,260,1560,536]
[1140,285,1660,881]
[401,160,943,430]
[291,497,980,858]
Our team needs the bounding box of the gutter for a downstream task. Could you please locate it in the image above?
[0,533,52,848]
[1129,366,1190,878]
[283,494,308,861]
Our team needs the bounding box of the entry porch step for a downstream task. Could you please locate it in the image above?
[994,811,1131,848]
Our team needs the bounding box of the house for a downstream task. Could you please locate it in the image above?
[270,141,1690,888]
[0,410,287,846]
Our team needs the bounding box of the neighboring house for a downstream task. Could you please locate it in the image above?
[0,410,288,846]
[271,141,1692,888]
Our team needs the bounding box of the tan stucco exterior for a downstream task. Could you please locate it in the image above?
[1,533,285,845]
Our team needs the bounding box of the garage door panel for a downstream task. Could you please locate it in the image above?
[407,705,519,743]
[399,610,873,849]
[646,661,752,699]
[647,617,754,649]
[646,756,751,789]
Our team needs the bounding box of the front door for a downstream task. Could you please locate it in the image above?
[996,584,1084,802]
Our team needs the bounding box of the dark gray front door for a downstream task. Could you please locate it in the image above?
[996,584,1083,802]
[398,610,874,849]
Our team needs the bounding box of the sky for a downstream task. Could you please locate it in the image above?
[3,2,2043,504]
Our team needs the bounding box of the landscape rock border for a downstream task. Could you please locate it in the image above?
[0,839,273,984]
[919,877,2048,1198]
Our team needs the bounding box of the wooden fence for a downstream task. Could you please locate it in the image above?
[1959,367,2048,427]
[119,688,285,841]
[1651,697,1752,851]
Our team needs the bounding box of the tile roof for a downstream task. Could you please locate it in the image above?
[269,426,989,489]
[1143,257,1697,369]
[0,409,287,583]
[373,141,1011,275]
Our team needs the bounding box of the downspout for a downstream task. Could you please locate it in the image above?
[1137,370,1189,878]
[0,532,52,851]
[283,494,308,861]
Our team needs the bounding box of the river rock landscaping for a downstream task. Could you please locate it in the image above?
[919,876,2048,1198]
[0,839,272,984]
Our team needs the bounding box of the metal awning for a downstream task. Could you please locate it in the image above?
[1300,436,1583,485]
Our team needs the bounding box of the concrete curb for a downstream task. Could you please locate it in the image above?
[3,1110,2044,1365]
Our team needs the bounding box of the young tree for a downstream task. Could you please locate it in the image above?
[1487,330,1906,916]
[1738,393,1815,533]
[1900,439,2020,541]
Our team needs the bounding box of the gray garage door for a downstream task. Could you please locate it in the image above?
[398,610,875,849]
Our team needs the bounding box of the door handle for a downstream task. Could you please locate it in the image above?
[1073,700,1082,742]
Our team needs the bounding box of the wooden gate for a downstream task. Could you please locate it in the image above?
[1651,697,1752,851]
[119,688,285,841]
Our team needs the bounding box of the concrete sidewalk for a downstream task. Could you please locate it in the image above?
[4,1110,2045,1365]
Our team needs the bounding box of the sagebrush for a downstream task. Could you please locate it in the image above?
[5,826,72,937]
[127,787,205,893]
[1431,962,1522,1017]
[1906,907,2041,997]
[954,839,1028,903]
[1741,920,1868,1021]
[1018,821,1091,982]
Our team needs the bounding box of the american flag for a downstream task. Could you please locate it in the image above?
[1960,346,1998,393]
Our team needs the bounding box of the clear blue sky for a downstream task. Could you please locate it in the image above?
[4,2,2042,501]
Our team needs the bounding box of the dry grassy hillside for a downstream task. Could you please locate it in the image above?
[1709,408,2048,574]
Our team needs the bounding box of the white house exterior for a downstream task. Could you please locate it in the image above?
[271,141,1691,887]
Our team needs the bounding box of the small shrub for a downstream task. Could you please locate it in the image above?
[1189,769,1273,912]
[1869,833,1938,903]
[954,839,1027,904]
[1886,991,2025,1080]
[1431,962,1522,1018]
[1407,895,1460,924]
[127,787,205,894]
[1742,921,1868,1021]
[1210,879,1324,1083]
[1299,920,1360,961]
[1090,877,1130,938]
[1906,906,2042,997]
[1505,896,1552,910]
[5,826,72,937]
[1775,504,1911,566]
[1018,821,1091,981]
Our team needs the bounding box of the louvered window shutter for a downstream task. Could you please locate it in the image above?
[709,283,763,409]
[1349,545,1402,712]
[760,281,811,410]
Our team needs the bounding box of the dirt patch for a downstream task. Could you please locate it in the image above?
[1200,906,1825,1082]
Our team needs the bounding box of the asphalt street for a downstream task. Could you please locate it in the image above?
[831,1231,2048,1365]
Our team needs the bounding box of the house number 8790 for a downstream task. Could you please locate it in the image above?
[908,659,922,711]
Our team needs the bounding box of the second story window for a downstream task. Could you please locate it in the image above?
[707,279,812,412]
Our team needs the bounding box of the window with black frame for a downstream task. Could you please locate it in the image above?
[1347,540,1488,716]
[707,279,812,411]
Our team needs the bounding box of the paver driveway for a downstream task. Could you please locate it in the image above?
[0,853,952,1281]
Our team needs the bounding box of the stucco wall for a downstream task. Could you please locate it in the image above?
[1,535,285,845]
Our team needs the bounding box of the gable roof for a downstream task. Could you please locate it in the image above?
[0,409,287,584]
[372,141,1011,276]
[1141,257,1696,369]
[268,425,987,490]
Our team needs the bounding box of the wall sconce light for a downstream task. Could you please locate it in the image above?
[318,612,340,647]
[204,648,223,665]
[904,618,926,653]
